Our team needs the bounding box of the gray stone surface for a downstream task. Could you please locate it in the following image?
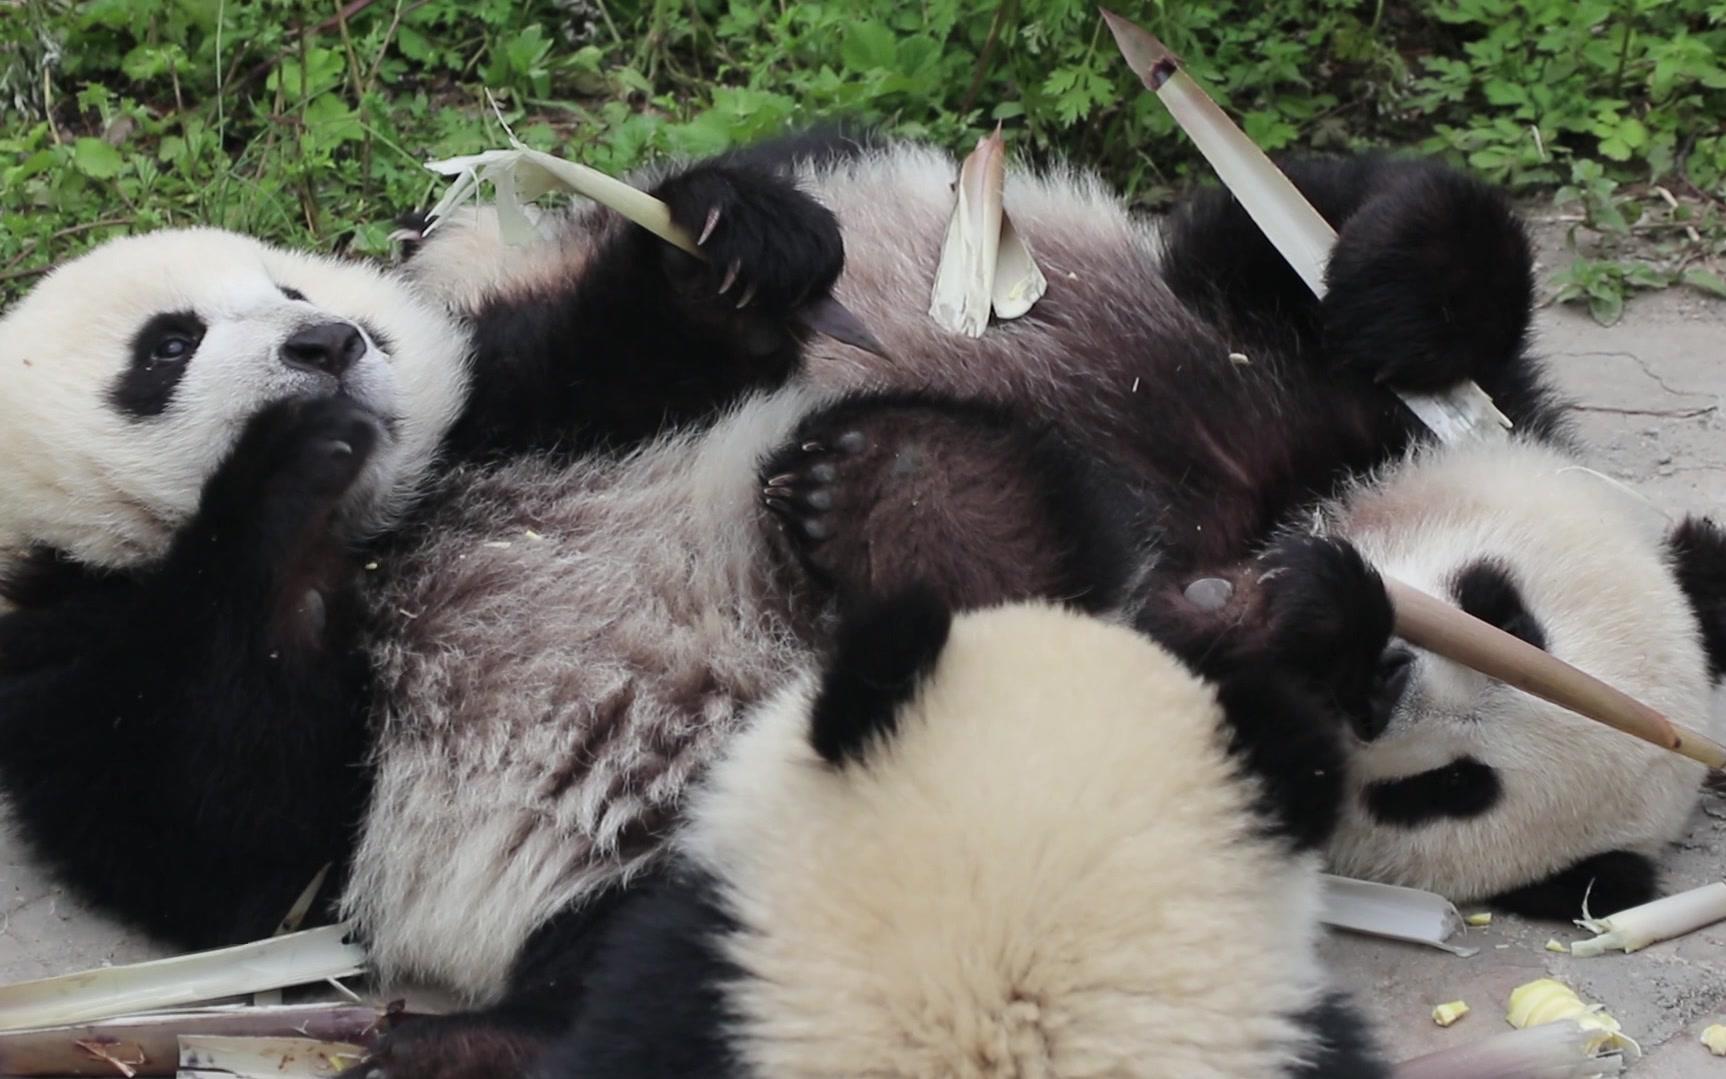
[2,223,1723,1073]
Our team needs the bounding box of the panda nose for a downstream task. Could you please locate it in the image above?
[281,321,365,377]
[1358,645,1415,741]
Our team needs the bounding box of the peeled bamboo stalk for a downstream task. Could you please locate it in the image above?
[1569,880,1726,956]
[1387,579,1726,770]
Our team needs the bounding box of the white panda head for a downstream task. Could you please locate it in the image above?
[664,593,1367,1077]
[1319,437,1726,913]
[0,228,469,576]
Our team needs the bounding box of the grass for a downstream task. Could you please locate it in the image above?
[2,0,1723,320]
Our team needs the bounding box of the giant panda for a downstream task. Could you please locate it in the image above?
[525,566,1394,1079]
[2,127,1724,1071]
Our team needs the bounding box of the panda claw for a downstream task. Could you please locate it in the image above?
[800,441,825,454]
[698,206,722,247]
[718,260,741,296]
[766,472,799,489]
[763,485,794,500]
[735,281,759,309]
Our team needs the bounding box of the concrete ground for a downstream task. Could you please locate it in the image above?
[2,222,1723,1073]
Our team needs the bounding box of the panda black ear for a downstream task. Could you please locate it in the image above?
[809,586,952,767]
[1668,516,1726,680]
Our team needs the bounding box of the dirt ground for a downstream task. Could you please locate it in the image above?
[2,222,1723,1073]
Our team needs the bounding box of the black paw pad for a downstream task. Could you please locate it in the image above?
[762,430,870,548]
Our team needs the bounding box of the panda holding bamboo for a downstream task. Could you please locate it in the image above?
[1,126,1723,1075]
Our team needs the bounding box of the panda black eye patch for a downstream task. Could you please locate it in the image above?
[112,310,206,419]
[1363,756,1502,826]
[1453,559,1547,650]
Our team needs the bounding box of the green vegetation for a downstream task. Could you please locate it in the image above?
[3,0,1723,320]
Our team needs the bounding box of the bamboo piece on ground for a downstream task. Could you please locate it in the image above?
[0,1004,389,1077]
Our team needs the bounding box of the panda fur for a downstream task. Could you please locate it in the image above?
[2,129,1725,1058]
[533,583,1390,1079]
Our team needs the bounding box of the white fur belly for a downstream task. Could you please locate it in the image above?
[342,387,824,999]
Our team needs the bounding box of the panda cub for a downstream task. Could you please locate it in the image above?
[2,129,1725,1068]
[535,560,1394,1079]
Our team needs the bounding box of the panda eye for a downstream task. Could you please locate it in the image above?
[151,334,197,362]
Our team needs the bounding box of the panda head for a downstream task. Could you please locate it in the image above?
[657,591,1363,1077]
[0,228,468,575]
[1320,437,1726,914]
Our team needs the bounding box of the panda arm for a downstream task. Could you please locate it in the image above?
[0,399,377,948]
[1135,537,1394,851]
[439,160,846,459]
[1159,155,1562,436]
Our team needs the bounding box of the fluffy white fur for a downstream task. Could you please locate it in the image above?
[0,228,467,576]
[679,602,1331,1078]
[1315,438,1720,899]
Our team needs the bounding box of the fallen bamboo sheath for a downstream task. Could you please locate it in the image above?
[929,125,1047,335]
[1387,578,1726,770]
[0,925,365,1033]
[1394,1018,1627,1079]
[0,1004,388,1077]
[1101,8,1510,444]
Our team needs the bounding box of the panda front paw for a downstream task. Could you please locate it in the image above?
[1257,535,1395,719]
[198,396,382,546]
[1321,167,1534,393]
[653,163,845,316]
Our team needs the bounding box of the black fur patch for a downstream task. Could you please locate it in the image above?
[1490,849,1658,920]
[536,871,744,1078]
[810,586,951,767]
[1363,757,1502,826]
[1453,559,1546,650]
[279,284,308,302]
[0,397,378,948]
[111,309,204,419]
[1669,515,1726,679]
[442,161,841,460]
[1288,994,1390,1079]
[1322,164,1534,395]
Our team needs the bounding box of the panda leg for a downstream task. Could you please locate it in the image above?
[760,391,1139,613]
[1160,156,1555,433]
[0,398,378,948]
[1136,536,1395,850]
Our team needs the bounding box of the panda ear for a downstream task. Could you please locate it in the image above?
[1668,516,1726,680]
[809,586,952,767]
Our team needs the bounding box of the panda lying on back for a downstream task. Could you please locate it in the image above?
[2,128,1724,1067]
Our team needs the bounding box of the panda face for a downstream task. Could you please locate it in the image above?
[1319,439,1716,902]
[0,228,469,573]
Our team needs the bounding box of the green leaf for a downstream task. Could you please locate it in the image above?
[1682,268,1726,299]
[840,22,896,72]
[72,138,125,180]
[1588,288,1624,325]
